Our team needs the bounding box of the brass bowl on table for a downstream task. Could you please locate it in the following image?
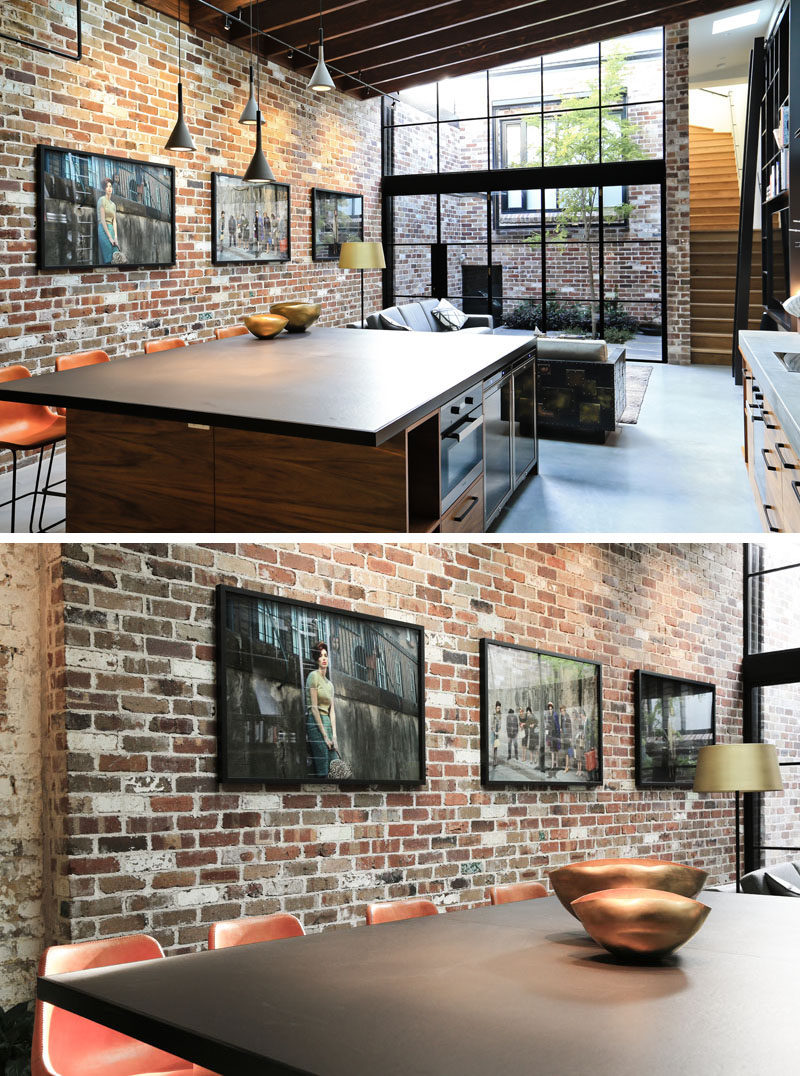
[244,314,288,340]
[571,887,711,961]
[269,301,321,333]
[549,858,707,919]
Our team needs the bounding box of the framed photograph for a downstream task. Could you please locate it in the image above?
[311,187,363,260]
[480,639,602,788]
[216,585,426,785]
[36,144,175,270]
[211,173,290,265]
[634,670,715,789]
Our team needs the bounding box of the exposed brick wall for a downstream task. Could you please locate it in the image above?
[664,22,690,364]
[28,541,743,969]
[0,0,381,377]
[0,544,59,1007]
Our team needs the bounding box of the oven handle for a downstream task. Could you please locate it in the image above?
[443,413,484,442]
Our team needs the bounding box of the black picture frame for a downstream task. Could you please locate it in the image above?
[634,669,716,789]
[311,187,363,260]
[216,585,426,786]
[480,638,603,788]
[211,173,290,265]
[36,144,175,271]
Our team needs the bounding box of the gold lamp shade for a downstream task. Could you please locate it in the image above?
[549,858,707,918]
[338,242,386,270]
[693,743,783,792]
[244,314,288,339]
[571,887,711,961]
[269,302,321,333]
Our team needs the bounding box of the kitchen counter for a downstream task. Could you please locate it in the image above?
[739,330,800,457]
[0,328,536,532]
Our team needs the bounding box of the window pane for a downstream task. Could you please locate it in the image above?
[759,681,800,856]
[542,43,600,106]
[391,194,437,244]
[448,244,489,300]
[441,192,487,243]
[440,118,489,172]
[392,85,438,123]
[438,70,488,120]
[750,540,800,572]
[603,300,662,360]
[491,242,542,326]
[391,123,437,174]
[493,112,542,170]
[544,108,599,166]
[604,240,662,302]
[748,559,800,652]
[601,30,664,107]
[489,57,542,119]
[393,246,431,298]
[623,102,663,159]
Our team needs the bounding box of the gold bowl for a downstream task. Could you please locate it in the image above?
[244,314,288,340]
[269,301,321,333]
[571,887,711,961]
[549,858,707,919]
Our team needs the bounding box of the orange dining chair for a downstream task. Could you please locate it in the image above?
[0,365,66,533]
[144,337,187,354]
[214,325,248,340]
[365,898,439,926]
[32,934,197,1076]
[488,881,548,906]
[208,912,304,950]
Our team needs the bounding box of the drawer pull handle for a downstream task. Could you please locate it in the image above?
[794,482,800,506]
[761,448,778,472]
[747,402,764,422]
[452,496,479,522]
[187,423,210,431]
[775,443,799,469]
[764,504,781,532]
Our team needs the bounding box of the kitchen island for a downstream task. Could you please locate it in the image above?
[0,328,536,532]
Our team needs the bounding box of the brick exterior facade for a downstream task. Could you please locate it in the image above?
[1,541,748,1004]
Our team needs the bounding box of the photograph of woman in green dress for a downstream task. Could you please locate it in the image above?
[305,640,338,777]
[97,178,121,264]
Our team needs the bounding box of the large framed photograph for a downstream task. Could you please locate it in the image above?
[216,585,426,785]
[311,187,363,260]
[36,145,174,270]
[480,639,602,788]
[634,670,715,789]
[211,173,290,265]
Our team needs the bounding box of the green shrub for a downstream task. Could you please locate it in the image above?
[503,298,639,341]
[0,1000,34,1076]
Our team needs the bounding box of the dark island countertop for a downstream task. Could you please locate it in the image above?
[0,328,535,446]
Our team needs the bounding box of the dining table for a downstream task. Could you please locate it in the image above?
[36,891,799,1075]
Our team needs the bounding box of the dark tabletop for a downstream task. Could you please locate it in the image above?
[37,893,799,1076]
[0,329,535,446]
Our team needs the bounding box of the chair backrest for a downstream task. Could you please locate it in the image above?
[208,912,305,950]
[144,337,187,354]
[55,350,110,372]
[365,898,438,926]
[488,881,548,906]
[32,934,187,1076]
[0,365,54,432]
[214,325,249,339]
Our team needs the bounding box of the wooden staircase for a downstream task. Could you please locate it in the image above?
[689,124,761,364]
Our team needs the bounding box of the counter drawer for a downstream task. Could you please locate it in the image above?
[441,476,484,533]
[776,438,800,531]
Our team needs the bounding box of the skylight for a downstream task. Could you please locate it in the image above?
[712,9,760,34]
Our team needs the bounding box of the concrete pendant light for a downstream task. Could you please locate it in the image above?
[243,4,275,183]
[308,3,335,92]
[239,5,258,124]
[165,0,196,152]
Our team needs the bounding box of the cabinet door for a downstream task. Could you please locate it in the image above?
[484,378,512,523]
[512,356,537,484]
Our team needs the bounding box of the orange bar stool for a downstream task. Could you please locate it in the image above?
[144,337,187,354]
[365,898,438,925]
[0,365,66,532]
[32,934,197,1076]
[55,349,110,413]
[488,881,548,905]
[214,325,248,340]
[208,912,304,950]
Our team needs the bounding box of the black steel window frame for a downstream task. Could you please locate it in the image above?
[741,543,800,873]
[1,0,82,61]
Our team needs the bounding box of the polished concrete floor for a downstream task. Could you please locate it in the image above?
[494,362,763,534]
[0,450,66,534]
[0,363,761,535]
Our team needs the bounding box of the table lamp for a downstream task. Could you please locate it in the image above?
[693,743,783,892]
[338,241,386,328]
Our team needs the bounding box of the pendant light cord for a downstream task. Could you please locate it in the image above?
[177,0,182,82]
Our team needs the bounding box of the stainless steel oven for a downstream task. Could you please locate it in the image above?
[440,382,483,510]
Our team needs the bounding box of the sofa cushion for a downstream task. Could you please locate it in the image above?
[764,871,800,897]
[537,338,608,362]
[398,302,434,332]
[417,299,444,331]
[432,298,469,331]
[741,861,800,895]
[379,312,412,331]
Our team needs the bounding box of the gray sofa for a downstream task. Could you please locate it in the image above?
[359,299,494,334]
[740,860,800,896]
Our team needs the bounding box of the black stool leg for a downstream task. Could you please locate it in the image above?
[29,446,46,533]
[10,449,17,533]
[38,443,57,532]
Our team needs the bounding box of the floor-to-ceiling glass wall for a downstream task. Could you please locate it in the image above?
[743,544,800,872]
[383,30,667,361]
